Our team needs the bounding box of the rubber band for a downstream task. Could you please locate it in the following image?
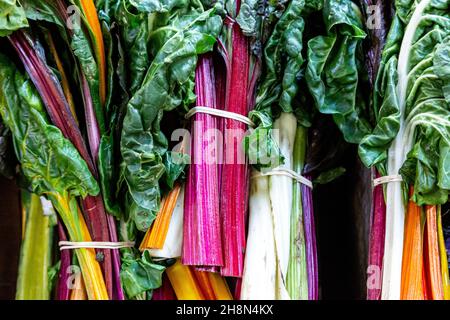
[373,174,403,187]
[58,241,135,251]
[185,106,255,128]
[252,167,313,189]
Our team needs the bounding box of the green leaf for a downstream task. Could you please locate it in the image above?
[21,0,63,27]
[314,167,346,185]
[71,22,105,133]
[120,250,165,298]
[247,0,306,169]
[306,0,370,144]
[0,0,28,36]
[255,0,305,114]
[359,1,450,204]
[0,53,99,198]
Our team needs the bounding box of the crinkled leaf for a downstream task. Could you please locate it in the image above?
[120,250,165,298]
[0,54,99,198]
[0,0,28,36]
[359,2,450,204]
[306,0,371,144]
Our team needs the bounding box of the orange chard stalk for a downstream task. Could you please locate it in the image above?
[79,0,106,105]
[437,206,450,299]
[192,270,216,299]
[206,272,233,300]
[166,260,205,300]
[401,191,424,300]
[424,205,444,300]
[46,33,78,124]
[140,184,182,250]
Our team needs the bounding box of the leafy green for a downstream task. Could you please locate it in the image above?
[314,167,346,185]
[0,0,28,36]
[359,0,450,205]
[120,250,165,298]
[306,0,371,144]
[71,21,105,133]
[246,0,308,169]
[21,0,63,27]
[120,3,222,231]
[255,0,305,114]
[0,53,99,199]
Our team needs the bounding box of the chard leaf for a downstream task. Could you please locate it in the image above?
[0,0,28,36]
[129,0,188,12]
[99,134,121,215]
[21,0,63,27]
[247,0,306,169]
[255,0,306,114]
[71,24,105,133]
[120,250,165,299]
[114,0,151,94]
[314,167,346,185]
[0,54,99,198]
[359,0,450,204]
[306,0,371,144]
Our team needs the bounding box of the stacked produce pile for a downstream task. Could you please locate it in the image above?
[0,0,448,300]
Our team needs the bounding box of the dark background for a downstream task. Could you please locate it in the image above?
[0,148,371,300]
[0,176,21,299]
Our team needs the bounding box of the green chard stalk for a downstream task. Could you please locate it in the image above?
[16,192,55,300]
[286,126,308,300]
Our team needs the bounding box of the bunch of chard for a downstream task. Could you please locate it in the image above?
[358,0,450,300]
[110,0,224,298]
[241,0,371,300]
[0,0,122,299]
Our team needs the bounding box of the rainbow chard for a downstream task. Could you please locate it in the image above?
[119,0,221,231]
[359,0,393,300]
[8,27,117,297]
[359,0,450,299]
[112,0,221,297]
[0,53,108,299]
[242,0,315,299]
[4,0,127,298]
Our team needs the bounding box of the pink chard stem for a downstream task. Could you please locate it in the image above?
[183,54,223,268]
[55,222,71,300]
[220,19,251,277]
[367,169,386,300]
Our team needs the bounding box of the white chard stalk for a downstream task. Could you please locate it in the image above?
[382,0,432,300]
[242,112,297,300]
[241,173,277,300]
[269,112,297,288]
[149,185,185,258]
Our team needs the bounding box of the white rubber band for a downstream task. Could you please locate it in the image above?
[373,174,403,187]
[58,241,135,251]
[252,167,313,189]
[185,106,255,128]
